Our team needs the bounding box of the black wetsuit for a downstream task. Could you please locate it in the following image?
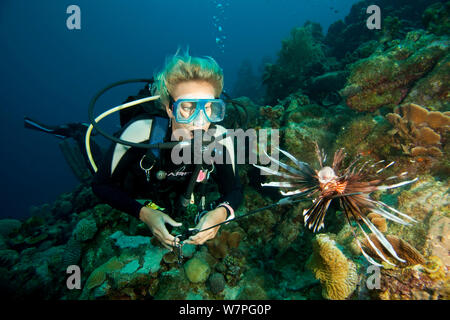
[91,116,243,220]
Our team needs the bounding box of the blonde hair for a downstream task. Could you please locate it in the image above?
[153,49,224,107]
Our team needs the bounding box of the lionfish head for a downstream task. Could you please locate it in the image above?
[317,166,337,184]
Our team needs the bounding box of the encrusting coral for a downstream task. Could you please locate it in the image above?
[306,233,358,300]
[340,30,448,112]
[372,255,449,300]
[206,230,242,259]
[84,256,124,292]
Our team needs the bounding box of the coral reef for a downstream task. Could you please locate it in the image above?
[0,219,21,238]
[369,256,449,300]
[384,103,450,175]
[109,231,151,249]
[72,218,98,242]
[324,0,437,61]
[422,1,450,36]
[3,0,449,301]
[306,234,358,300]
[340,30,449,112]
[305,70,348,106]
[83,256,124,293]
[206,229,242,259]
[263,22,328,104]
[402,53,450,112]
[389,175,449,265]
[386,103,449,158]
[62,237,82,267]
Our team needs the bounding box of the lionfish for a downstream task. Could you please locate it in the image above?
[254,143,418,267]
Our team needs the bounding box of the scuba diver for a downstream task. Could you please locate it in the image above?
[25,52,243,251]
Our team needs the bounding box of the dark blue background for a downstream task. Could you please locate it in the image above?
[0,0,358,219]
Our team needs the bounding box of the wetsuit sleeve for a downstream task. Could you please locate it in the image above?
[91,145,144,219]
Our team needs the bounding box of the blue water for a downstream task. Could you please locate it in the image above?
[0,0,358,219]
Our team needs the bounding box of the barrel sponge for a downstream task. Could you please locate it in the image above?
[306,233,358,300]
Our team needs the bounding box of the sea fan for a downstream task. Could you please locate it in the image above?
[254,143,418,267]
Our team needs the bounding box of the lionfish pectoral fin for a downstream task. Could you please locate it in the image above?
[354,237,384,267]
[355,220,397,267]
[368,204,412,225]
[261,181,300,188]
[376,177,419,191]
[275,147,315,175]
[360,215,406,264]
[280,186,317,197]
[341,197,397,266]
[253,164,296,179]
[262,149,305,176]
[367,198,417,224]
[281,190,305,196]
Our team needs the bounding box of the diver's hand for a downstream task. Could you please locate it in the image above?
[184,207,227,245]
[139,206,182,250]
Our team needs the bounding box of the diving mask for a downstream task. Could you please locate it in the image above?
[172,94,226,125]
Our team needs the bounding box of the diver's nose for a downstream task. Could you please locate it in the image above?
[193,110,208,127]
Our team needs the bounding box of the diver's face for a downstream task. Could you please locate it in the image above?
[166,80,215,138]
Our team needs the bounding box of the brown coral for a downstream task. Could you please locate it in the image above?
[386,103,449,158]
[306,233,358,300]
[362,234,426,266]
[367,213,388,233]
[84,256,124,291]
[206,230,243,259]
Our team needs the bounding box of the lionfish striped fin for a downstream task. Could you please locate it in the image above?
[281,186,318,197]
[261,181,301,188]
[276,147,316,176]
[366,198,417,223]
[355,219,396,266]
[364,198,415,224]
[340,197,396,266]
[375,161,395,174]
[303,198,332,233]
[376,177,419,191]
[253,164,297,179]
[342,209,385,267]
[369,160,385,168]
[339,188,412,265]
[384,171,408,181]
[262,149,305,176]
[359,215,406,263]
